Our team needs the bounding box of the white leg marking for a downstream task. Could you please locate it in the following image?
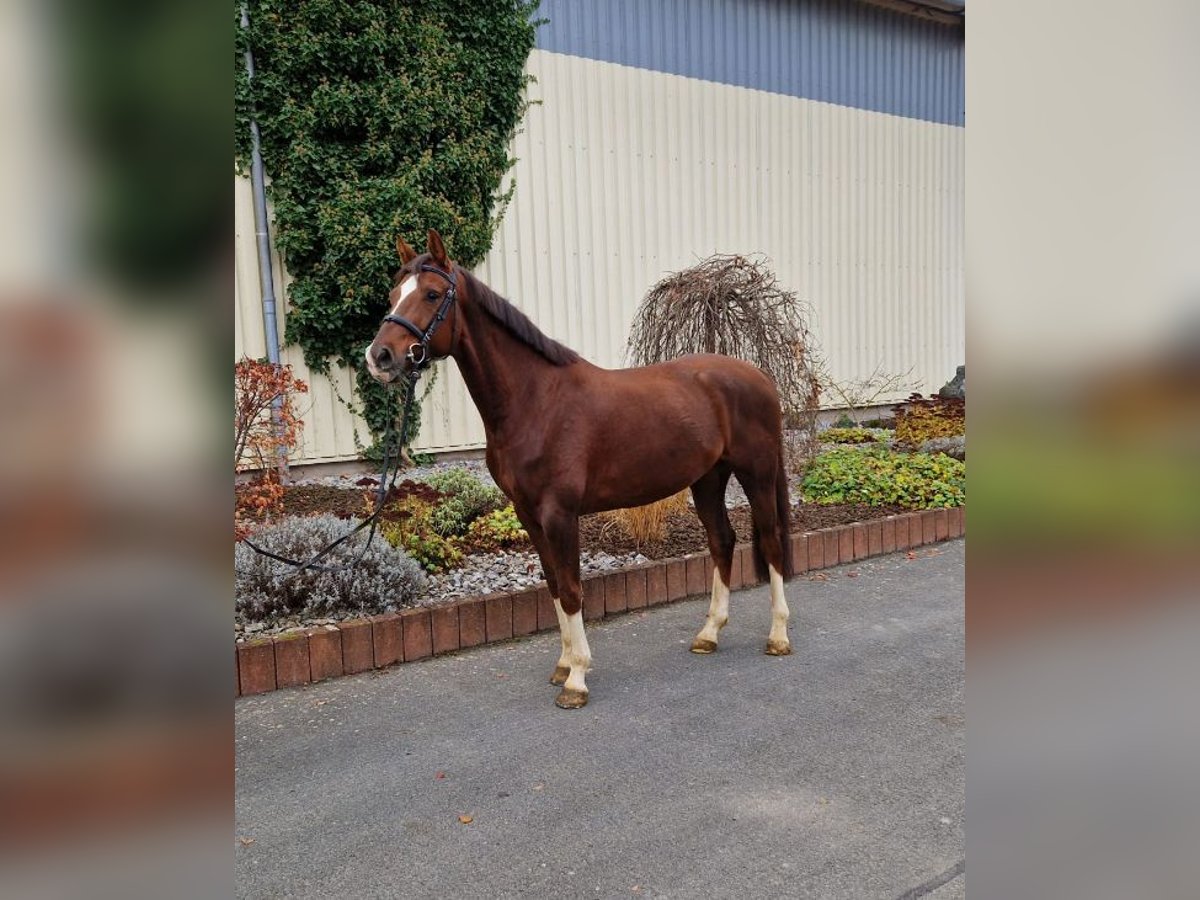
[694,567,730,646]
[552,597,572,671]
[389,274,418,316]
[562,610,591,693]
[768,564,790,648]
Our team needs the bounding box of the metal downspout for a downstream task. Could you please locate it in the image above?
[240,4,288,477]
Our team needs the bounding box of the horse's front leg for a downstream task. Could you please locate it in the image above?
[512,511,570,686]
[540,506,590,709]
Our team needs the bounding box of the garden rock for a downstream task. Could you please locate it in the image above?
[938,364,966,400]
[916,435,966,461]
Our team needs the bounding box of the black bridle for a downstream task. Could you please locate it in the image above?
[381,262,459,369]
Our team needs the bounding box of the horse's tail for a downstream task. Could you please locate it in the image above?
[751,439,795,582]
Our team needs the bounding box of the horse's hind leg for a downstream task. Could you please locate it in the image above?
[739,470,792,656]
[689,465,736,654]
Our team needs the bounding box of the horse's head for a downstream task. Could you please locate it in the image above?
[365,228,460,384]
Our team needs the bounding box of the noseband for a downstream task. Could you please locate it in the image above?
[382,263,458,370]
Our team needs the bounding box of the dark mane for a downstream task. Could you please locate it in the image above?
[461,269,580,366]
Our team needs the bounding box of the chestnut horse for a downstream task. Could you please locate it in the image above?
[367,230,794,709]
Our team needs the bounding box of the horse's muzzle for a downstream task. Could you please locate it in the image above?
[365,342,408,383]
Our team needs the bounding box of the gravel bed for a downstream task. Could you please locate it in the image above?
[421,549,648,605]
[291,457,497,490]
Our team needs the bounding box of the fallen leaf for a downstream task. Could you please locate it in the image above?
[237,837,255,847]
[458,814,474,825]
[434,771,446,780]
[846,571,859,578]
[532,783,544,791]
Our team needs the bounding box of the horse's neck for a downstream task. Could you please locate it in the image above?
[451,303,566,438]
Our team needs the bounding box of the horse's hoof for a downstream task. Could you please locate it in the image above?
[765,640,792,656]
[554,688,589,709]
[549,665,570,686]
[689,638,718,654]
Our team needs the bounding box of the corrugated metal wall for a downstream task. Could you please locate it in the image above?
[536,0,964,125]
[235,4,964,463]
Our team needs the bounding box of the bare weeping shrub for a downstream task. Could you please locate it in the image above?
[235,515,426,621]
[602,489,690,549]
[626,254,821,468]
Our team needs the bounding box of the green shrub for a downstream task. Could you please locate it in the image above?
[820,426,885,445]
[801,446,965,509]
[235,0,541,447]
[378,497,464,573]
[421,469,506,536]
[894,394,965,447]
[464,504,529,552]
[382,522,463,574]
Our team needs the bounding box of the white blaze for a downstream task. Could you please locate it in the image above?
[389,274,418,316]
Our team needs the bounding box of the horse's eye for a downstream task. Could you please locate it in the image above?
[426,290,439,302]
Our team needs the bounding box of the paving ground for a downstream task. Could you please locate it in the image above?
[236,541,964,899]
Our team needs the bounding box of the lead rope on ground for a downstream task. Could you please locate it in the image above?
[239,369,421,577]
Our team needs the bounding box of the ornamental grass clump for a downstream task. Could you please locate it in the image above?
[801,446,965,509]
[235,514,426,621]
[603,490,690,549]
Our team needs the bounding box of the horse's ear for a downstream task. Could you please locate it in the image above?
[427,228,450,268]
[396,234,418,264]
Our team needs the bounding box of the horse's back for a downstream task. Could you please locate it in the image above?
[632,354,781,416]
[591,353,782,449]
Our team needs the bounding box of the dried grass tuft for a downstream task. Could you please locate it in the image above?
[602,490,690,548]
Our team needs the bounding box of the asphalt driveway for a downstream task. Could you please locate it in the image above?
[236,540,964,899]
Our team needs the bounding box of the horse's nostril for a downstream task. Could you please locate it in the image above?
[374,345,393,368]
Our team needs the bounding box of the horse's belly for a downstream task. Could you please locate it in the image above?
[581,431,720,513]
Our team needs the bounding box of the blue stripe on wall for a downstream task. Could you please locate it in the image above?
[535,0,964,126]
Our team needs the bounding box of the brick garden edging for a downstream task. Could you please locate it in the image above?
[236,507,965,696]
